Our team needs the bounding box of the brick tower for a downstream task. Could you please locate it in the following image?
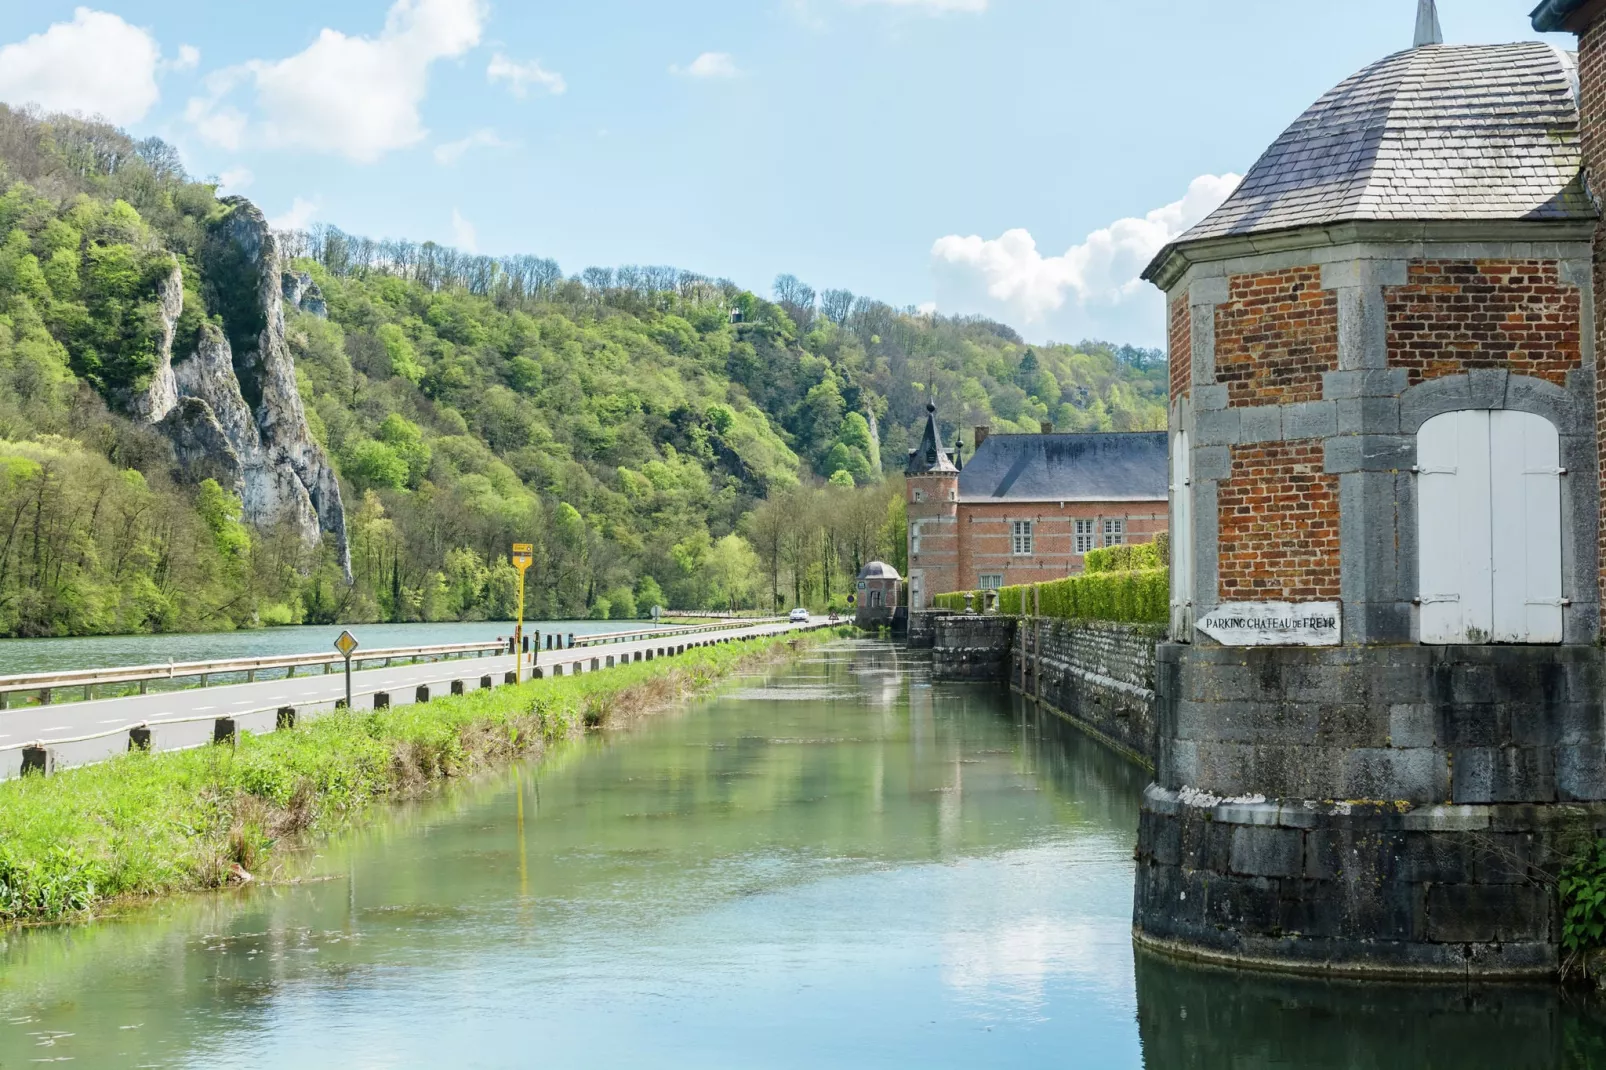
[1134,14,1606,978]
[905,403,960,609]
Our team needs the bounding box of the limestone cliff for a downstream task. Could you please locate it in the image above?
[137,198,350,576]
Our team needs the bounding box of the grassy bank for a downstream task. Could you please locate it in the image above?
[0,628,847,923]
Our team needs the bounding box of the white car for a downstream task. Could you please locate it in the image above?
[789,608,810,623]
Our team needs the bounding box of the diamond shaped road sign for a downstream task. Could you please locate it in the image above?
[334,630,359,658]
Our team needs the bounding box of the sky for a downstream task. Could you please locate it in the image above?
[0,1,1566,348]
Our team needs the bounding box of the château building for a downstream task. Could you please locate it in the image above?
[903,404,1168,607]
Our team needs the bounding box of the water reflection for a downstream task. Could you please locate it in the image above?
[0,640,1602,1067]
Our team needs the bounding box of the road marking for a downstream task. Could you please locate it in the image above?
[195,706,215,712]
[99,719,127,725]
[39,726,68,732]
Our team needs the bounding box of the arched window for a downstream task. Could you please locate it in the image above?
[1417,410,1562,644]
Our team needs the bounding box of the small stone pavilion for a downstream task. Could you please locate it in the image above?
[1134,1,1606,976]
[904,405,1168,608]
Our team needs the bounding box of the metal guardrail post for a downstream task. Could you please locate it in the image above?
[213,718,236,745]
[277,707,296,730]
[416,685,431,704]
[374,692,390,710]
[129,726,152,751]
[451,680,465,696]
[504,671,517,685]
[480,675,493,690]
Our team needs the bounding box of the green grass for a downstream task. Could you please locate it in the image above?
[0,628,845,923]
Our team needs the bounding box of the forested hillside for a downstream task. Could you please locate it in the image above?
[0,104,1167,637]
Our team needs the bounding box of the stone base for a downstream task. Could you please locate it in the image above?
[1133,785,1606,977]
[1135,640,1606,977]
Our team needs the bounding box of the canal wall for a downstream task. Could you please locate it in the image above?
[929,614,1162,768]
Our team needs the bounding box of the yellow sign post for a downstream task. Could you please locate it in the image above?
[512,544,533,682]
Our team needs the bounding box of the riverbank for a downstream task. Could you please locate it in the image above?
[0,628,848,923]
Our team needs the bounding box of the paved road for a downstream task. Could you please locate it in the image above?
[0,619,825,779]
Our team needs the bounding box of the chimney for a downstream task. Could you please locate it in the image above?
[974,425,990,449]
[1041,421,1055,435]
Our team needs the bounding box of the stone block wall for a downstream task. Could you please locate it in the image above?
[931,615,1016,680]
[1134,640,1606,976]
[1016,618,1162,766]
[907,609,951,650]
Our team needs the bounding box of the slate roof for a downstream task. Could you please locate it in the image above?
[906,403,960,476]
[1146,43,1590,276]
[857,561,902,581]
[958,431,1168,504]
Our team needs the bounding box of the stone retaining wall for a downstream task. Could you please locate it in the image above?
[930,616,1015,680]
[1017,618,1163,767]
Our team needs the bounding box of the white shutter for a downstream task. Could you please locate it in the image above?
[1170,430,1193,639]
[1418,411,1493,644]
[1490,410,1562,643]
[1418,409,1563,646]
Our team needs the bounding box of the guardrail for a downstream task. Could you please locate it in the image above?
[573,618,787,647]
[0,619,833,777]
[0,639,509,708]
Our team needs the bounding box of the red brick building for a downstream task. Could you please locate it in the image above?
[903,403,1168,608]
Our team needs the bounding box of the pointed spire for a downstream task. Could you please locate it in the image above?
[906,402,957,476]
[1414,0,1443,47]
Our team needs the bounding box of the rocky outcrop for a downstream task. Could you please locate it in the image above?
[281,271,327,318]
[126,265,183,423]
[137,198,350,576]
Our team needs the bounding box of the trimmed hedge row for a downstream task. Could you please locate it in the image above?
[926,534,1171,625]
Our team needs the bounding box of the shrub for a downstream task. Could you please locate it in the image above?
[1085,540,1165,574]
[1562,840,1606,958]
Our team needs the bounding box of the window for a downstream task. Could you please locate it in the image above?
[911,521,922,557]
[1011,520,1033,556]
[1103,519,1126,547]
[1417,410,1562,644]
[912,488,925,503]
[979,574,1004,590]
[1074,520,1096,555]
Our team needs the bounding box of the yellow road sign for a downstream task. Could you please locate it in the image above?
[334,630,359,657]
[512,543,534,571]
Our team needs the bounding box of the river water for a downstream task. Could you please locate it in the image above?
[0,620,636,676]
[0,639,1602,1067]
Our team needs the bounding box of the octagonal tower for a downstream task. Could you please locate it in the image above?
[1136,37,1606,976]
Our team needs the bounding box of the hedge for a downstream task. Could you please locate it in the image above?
[929,566,1169,625]
[1085,532,1168,574]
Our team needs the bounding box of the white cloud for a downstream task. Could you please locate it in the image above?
[217,166,253,193]
[670,52,740,79]
[930,173,1242,344]
[434,127,509,165]
[0,8,161,124]
[451,208,478,252]
[172,44,200,70]
[487,54,565,97]
[270,196,321,232]
[850,0,987,12]
[187,0,486,163]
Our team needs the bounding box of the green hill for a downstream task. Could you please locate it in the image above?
[0,105,1166,636]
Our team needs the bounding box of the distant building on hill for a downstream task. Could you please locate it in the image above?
[903,403,1169,608]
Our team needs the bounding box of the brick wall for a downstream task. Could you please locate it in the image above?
[1385,260,1582,386]
[1214,266,1338,407]
[1169,297,1191,401]
[955,501,1167,590]
[1582,20,1606,609]
[1217,439,1340,600]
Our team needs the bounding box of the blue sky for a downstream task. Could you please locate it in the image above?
[0,1,1563,346]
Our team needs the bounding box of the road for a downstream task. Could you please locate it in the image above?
[0,619,826,779]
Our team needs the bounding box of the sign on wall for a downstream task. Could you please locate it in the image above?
[1196,602,1342,647]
